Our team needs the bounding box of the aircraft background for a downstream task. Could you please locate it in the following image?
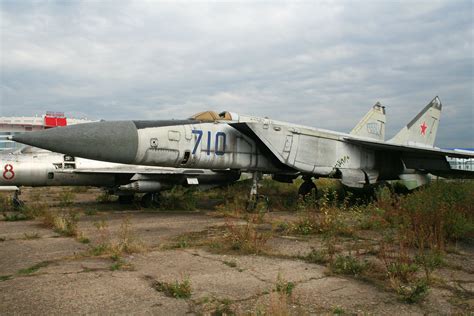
[13,98,474,205]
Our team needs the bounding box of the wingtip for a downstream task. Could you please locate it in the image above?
[373,101,386,114]
[431,96,442,110]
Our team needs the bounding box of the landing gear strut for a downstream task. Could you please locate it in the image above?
[12,190,24,210]
[246,172,269,211]
[246,172,261,211]
[141,192,161,208]
[298,176,317,200]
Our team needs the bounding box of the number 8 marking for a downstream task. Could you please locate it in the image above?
[3,164,15,180]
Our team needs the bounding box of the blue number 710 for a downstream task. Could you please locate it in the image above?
[192,129,226,155]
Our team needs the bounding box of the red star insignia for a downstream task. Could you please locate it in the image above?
[420,121,428,135]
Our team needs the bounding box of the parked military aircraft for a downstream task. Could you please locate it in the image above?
[14,97,471,203]
[0,146,240,208]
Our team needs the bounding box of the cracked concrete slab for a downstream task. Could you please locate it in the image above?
[132,249,269,301]
[0,237,88,275]
[293,276,424,314]
[0,219,57,240]
[0,271,189,315]
[77,211,227,248]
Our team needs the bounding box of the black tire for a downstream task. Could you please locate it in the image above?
[141,193,160,208]
[298,180,317,197]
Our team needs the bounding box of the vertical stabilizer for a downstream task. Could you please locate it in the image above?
[350,102,386,141]
[389,97,442,147]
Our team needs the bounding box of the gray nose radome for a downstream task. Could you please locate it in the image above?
[13,121,139,164]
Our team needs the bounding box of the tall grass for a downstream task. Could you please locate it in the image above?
[377,181,474,250]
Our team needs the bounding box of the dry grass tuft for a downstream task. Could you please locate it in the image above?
[222,216,271,254]
[266,292,290,316]
[90,217,147,256]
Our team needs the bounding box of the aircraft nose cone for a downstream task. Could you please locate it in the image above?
[13,121,139,164]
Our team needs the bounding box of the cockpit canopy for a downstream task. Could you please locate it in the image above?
[189,111,236,122]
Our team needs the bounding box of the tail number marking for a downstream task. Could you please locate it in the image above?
[3,164,15,180]
[192,130,226,156]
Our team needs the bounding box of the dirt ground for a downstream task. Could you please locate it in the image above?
[0,187,473,315]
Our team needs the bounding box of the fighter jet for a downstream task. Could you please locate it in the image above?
[13,97,471,203]
[0,146,240,208]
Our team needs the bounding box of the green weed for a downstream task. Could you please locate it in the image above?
[76,232,90,244]
[396,279,429,304]
[0,195,13,212]
[90,244,108,256]
[84,209,98,216]
[96,191,113,203]
[274,273,295,296]
[109,254,132,271]
[58,190,75,207]
[160,187,197,211]
[23,233,40,240]
[333,306,346,315]
[387,262,419,284]
[330,255,368,276]
[0,275,12,281]
[3,212,29,221]
[415,251,444,282]
[153,276,192,299]
[110,261,122,271]
[211,298,234,316]
[304,247,328,264]
[223,260,237,268]
[290,213,319,235]
[17,261,50,275]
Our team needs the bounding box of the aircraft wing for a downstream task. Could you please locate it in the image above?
[344,137,474,178]
[343,137,474,159]
[231,121,474,179]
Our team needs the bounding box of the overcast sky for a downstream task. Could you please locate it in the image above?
[1,0,472,147]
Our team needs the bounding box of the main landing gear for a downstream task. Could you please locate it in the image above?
[12,190,24,210]
[298,176,317,200]
[141,192,161,208]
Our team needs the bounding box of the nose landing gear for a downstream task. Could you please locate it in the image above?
[246,172,269,211]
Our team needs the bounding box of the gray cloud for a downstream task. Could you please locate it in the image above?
[1,0,472,147]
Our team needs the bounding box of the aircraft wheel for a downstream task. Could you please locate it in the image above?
[141,193,161,208]
[298,180,317,199]
[118,195,135,204]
